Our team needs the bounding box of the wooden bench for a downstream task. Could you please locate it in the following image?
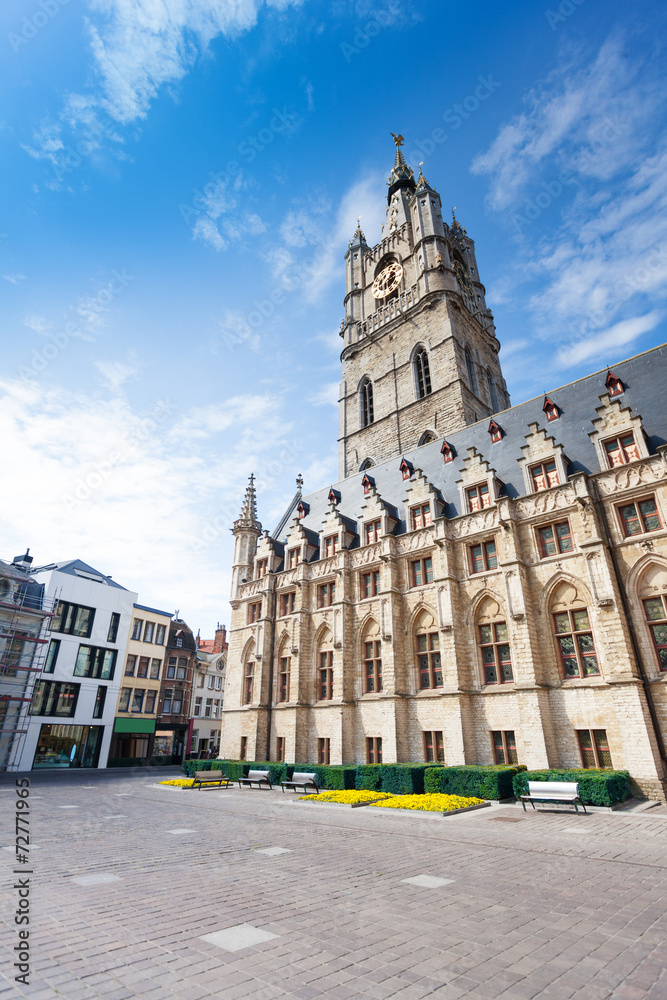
[281,772,320,794]
[191,770,233,791]
[238,769,272,790]
[520,780,586,813]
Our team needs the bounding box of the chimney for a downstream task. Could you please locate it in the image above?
[213,623,227,654]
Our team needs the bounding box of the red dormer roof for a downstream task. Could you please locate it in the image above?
[441,439,454,463]
[543,396,560,421]
[488,419,503,443]
[606,370,624,396]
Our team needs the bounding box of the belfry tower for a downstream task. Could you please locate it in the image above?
[338,133,509,478]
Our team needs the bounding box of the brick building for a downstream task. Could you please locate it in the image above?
[219,136,667,799]
[153,617,197,764]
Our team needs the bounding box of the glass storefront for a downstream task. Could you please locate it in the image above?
[32,724,103,769]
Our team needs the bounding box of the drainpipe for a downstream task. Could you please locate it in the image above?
[593,490,667,769]
[265,577,277,762]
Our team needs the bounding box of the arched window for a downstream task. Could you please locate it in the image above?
[476,596,513,685]
[465,347,477,393]
[550,582,599,678]
[414,347,432,399]
[277,639,290,703]
[414,609,442,689]
[638,564,667,672]
[362,620,382,693]
[317,628,333,701]
[360,377,374,427]
[418,431,436,447]
[243,646,255,704]
[360,458,374,471]
[487,369,499,412]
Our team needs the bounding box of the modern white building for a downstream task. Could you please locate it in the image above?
[18,559,137,771]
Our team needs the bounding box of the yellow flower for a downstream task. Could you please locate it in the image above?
[299,789,389,804]
[159,778,196,787]
[371,793,484,812]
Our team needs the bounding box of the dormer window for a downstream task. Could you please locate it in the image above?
[606,371,624,397]
[400,458,413,481]
[543,397,559,422]
[488,419,502,444]
[287,548,300,569]
[328,487,341,505]
[604,432,640,468]
[410,503,432,530]
[362,473,374,496]
[530,460,559,492]
[256,559,268,578]
[323,535,338,558]
[467,483,491,512]
[297,501,309,519]
[441,440,454,464]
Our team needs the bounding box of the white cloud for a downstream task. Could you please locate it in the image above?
[472,35,667,372]
[471,37,655,212]
[556,311,664,367]
[24,314,50,335]
[308,381,339,407]
[94,357,141,390]
[3,274,26,284]
[23,0,305,176]
[0,376,302,633]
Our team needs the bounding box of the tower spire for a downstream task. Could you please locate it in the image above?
[234,473,260,531]
[349,216,368,248]
[387,131,415,202]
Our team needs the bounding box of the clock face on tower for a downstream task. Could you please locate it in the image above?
[372,261,403,299]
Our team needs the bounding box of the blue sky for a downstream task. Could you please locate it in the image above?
[1,0,666,635]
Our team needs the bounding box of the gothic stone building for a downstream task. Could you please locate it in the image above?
[220,139,667,800]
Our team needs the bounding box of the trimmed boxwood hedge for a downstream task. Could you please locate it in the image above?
[355,764,431,794]
[181,759,287,783]
[513,768,631,807]
[425,765,523,800]
[291,764,357,790]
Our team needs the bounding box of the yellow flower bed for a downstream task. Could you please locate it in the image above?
[299,789,390,804]
[159,778,195,787]
[371,793,484,812]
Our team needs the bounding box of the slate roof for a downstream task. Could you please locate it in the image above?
[272,344,667,544]
[50,559,129,590]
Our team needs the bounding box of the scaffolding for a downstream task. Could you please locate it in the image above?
[0,563,57,772]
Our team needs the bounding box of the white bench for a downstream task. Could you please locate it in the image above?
[191,770,233,790]
[238,769,272,790]
[520,780,586,813]
[281,772,320,794]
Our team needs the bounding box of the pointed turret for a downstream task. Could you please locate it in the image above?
[231,474,262,599]
[349,217,368,249]
[415,162,436,194]
[387,132,415,202]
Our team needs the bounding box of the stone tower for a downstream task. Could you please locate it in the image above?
[338,134,509,479]
[230,474,262,600]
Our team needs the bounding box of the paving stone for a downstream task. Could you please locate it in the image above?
[71,873,122,886]
[255,846,292,856]
[401,875,455,888]
[200,923,280,952]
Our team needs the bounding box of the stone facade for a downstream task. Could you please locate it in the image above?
[220,142,667,800]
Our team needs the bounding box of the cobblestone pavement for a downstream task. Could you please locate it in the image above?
[1,771,667,999]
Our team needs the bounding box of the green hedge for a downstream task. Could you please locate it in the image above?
[181,759,287,783]
[290,764,357,790]
[355,764,431,794]
[513,769,631,807]
[425,765,523,800]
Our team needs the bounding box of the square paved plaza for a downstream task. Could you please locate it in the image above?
[1,770,667,999]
